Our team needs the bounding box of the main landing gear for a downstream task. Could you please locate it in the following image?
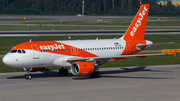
[91,71,101,78]
[59,68,69,76]
[24,68,32,80]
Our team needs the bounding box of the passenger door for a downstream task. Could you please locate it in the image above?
[31,45,39,59]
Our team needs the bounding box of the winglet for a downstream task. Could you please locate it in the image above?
[172,50,177,57]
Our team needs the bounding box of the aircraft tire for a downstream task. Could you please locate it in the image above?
[91,71,101,78]
[59,68,68,76]
[25,74,31,80]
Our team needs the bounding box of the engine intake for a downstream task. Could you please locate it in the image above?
[70,62,95,76]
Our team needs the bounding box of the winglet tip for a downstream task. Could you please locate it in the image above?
[172,50,177,57]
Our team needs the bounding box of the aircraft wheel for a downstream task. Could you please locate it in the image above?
[91,71,101,78]
[95,71,101,78]
[59,68,69,76]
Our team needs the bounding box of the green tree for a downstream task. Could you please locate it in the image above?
[128,0,132,12]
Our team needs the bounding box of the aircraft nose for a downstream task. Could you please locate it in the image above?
[2,55,11,66]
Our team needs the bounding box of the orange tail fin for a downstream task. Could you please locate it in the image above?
[121,4,150,41]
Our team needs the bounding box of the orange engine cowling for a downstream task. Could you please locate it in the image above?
[70,62,95,76]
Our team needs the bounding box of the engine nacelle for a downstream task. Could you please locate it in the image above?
[70,62,95,76]
[23,67,45,72]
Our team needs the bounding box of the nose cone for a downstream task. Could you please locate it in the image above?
[2,55,11,66]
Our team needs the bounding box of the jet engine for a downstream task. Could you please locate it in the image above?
[23,67,45,72]
[70,62,95,76]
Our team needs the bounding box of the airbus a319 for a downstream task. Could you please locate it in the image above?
[2,4,176,79]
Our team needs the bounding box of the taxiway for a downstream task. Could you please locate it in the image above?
[0,64,180,101]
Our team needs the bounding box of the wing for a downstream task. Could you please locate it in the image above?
[67,51,177,63]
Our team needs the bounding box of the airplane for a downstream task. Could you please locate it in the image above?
[2,4,176,79]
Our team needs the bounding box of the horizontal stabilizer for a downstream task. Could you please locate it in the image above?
[138,42,175,47]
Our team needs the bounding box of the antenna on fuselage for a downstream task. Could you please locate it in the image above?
[29,39,32,42]
[96,37,98,40]
[68,37,71,40]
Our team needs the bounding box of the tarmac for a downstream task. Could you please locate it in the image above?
[0,64,180,101]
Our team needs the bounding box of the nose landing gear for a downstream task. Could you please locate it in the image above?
[25,74,31,79]
[23,68,32,80]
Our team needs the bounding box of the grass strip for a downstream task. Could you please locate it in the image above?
[0,25,128,30]
[0,18,55,21]
[0,35,180,55]
[0,25,180,31]
[25,19,180,26]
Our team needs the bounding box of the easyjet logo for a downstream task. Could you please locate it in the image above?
[130,6,148,36]
[39,44,65,50]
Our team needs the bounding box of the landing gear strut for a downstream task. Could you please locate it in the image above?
[23,68,32,80]
[91,71,101,78]
[59,68,69,76]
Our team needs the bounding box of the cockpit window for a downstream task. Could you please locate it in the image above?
[22,50,26,53]
[11,50,17,53]
[10,49,26,54]
[17,50,22,53]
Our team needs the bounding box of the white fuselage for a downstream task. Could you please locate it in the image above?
[3,39,127,68]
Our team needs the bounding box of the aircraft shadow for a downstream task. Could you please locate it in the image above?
[73,66,174,80]
[6,69,74,79]
[101,75,174,79]
[7,66,173,80]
